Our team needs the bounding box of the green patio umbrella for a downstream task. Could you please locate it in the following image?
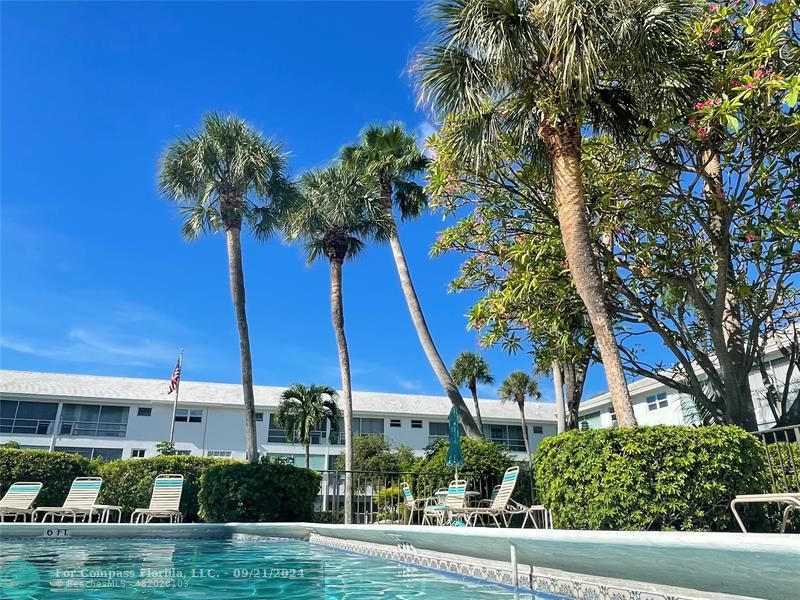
[446,406,464,479]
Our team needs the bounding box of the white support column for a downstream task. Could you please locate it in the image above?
[48,402,63,452]
[509,542,519,588]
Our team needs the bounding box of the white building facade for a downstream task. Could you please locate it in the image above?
[578,344,798,430]
[0,370,558,467]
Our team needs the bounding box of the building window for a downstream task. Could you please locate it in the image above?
[175,450,191,456]
[137,407,152,417]
[483,424,526,452]
[579,420,589,431]
[255,412,264,422]
[428,422,448,444]
[1,400,59,435]
[646,392,669,411]
[131,449,146,458]
[60,404,129,437]
[55,446,123,460]
[390,419,401,428]
[268,414,325,444]
[207,450,232,458]
[175,409,203,423]
[532,425,544,434]
[330,417,384,445]
[609,410,618,428]
[411,420,423,429]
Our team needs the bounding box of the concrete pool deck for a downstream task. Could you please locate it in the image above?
[1,522,797,599]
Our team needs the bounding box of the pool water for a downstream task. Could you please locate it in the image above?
[0,537,562,599]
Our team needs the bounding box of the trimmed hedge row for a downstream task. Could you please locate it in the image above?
[533,425,768,531]
[0,448,92,507]
[199,462,321,522]
[95,455,230,521]
[0,449,319,523]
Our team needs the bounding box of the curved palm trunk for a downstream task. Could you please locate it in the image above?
[380,189,482,439]
[517,400,532,460]
[540,123,637,428]
[330,258,354,524]
[552,361,566,434]
[468,381,484,432]
[225,227,259,463]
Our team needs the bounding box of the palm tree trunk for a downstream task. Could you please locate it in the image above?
[330,258,354,524]
[517,401,532,460]
[552,361,566,434]
[540,123,637,428]
[225,226,259,463]
[379,189,483,438]
[305,444,310,469]
[468,382,484,432]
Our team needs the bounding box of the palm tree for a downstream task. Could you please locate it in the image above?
[285,162,390,523]
[158,112,295,463]
[498,371,541,459]
[451,351,494,432]
[276,384,340,468]
[341,124,482,438]
[415,0,702,427]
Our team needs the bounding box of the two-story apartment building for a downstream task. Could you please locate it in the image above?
[578,344,798,430]
[0,370,559,466]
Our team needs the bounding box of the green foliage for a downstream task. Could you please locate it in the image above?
[533,426,768,531]
[275,384,340,461]
[0,448,92,507]
[335,435,417,473]
[416,438,513,492]
[764,441,799,493]
[451,352,494,391]
[0,441,21,449]
[156,441,176,456]
[199,462,321,522]
[95,455,226,521]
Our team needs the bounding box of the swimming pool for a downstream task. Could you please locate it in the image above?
[0,537,561,599]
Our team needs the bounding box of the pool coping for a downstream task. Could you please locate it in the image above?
[1,522,796,599]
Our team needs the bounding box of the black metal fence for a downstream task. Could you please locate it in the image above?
[314,470,532,524]
[752,424,800,494]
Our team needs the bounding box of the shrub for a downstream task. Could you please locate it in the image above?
[199,462,321,522]
[335,436,417,473]
[414,438,514,495]
[533,426,768,531]
[0,448,92,507]
[95,455,226,521]
[764,441,799,492]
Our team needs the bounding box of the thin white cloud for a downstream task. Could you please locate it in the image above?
[395,376,423,391]
[415,120,438,157]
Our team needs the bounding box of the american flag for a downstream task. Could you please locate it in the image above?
[167,356,182,394]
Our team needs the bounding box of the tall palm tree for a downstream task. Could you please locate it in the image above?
[341,124,482,438]
[498,371,541,459]
[451,351,494,432]
[285,161,391,523]
[158,112,295,463]
[415,0,702,427]
[276,384,340,468]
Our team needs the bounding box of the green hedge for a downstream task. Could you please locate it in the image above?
[0,448,93,507]
[199,462,321,522]
[533,426,768,531]
[95,455,229,521]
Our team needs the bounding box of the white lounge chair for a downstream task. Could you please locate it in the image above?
[131,474,184,523]
[730,492,800,533]
[422,479,467,525]
[0,482,43,522]
[33,477,102,523]
[400,482,427,524]
[454,466,524,527]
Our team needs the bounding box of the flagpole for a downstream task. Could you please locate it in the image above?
[169,349,183,444]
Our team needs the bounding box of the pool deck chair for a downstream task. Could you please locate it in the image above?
[400,482,427,525]
[730,492,800,533]
[131,474,184,524]
[33,477,102,523]
[422,479,467,525]
[455,466,522,527]
[0,482,43,522]
[519,503,553,529]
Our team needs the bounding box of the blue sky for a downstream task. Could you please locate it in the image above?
[1,1,614,402]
